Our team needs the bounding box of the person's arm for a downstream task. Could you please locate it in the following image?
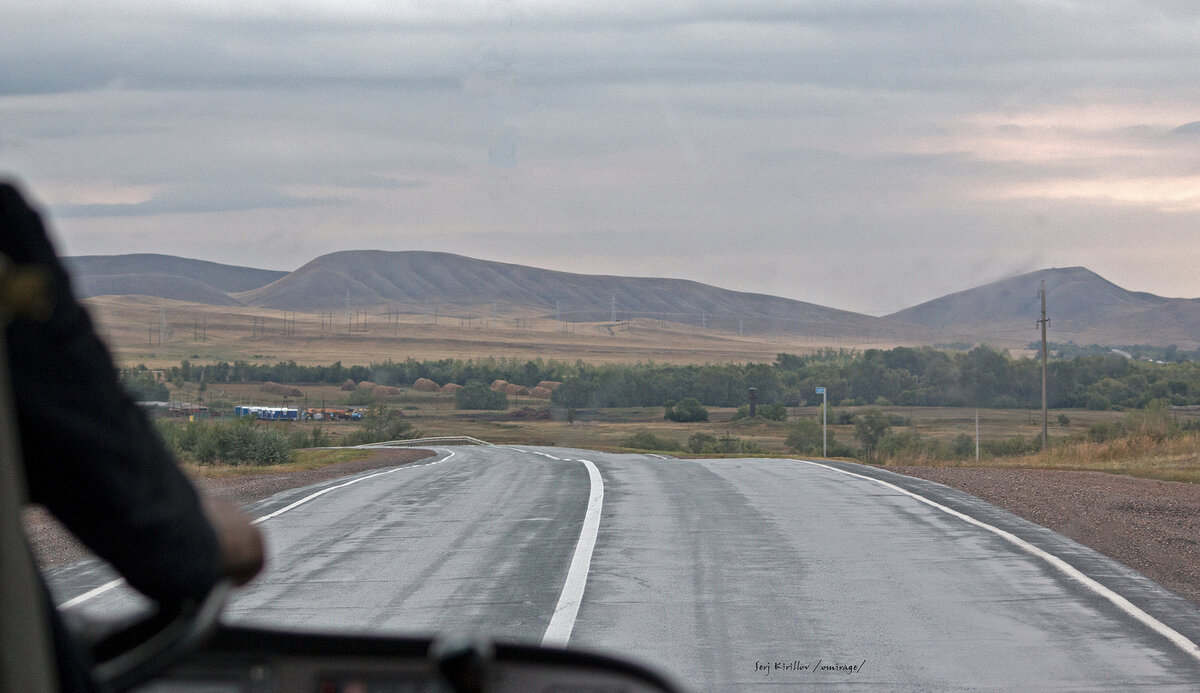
[1,182,261,602]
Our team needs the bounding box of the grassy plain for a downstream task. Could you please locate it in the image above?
[84,295,940,370]
[92,295,1197,483]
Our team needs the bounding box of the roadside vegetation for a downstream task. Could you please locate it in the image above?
[137,346,1200,482]
[148,345,1200,413]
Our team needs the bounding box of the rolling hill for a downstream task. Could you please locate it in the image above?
[234,251,907,339]
[65,254,288,306]
[887,267,1200,348]
[63,253,1200,348]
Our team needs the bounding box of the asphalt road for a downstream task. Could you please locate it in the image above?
[50,445,1200,691]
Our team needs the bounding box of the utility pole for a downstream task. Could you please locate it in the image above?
[816,386,827,457]
[1038,279,1050,451]
[975,409,980,462]
[611,294,616,323]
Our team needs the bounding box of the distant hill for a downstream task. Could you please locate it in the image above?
[65,254,288,306]
[888,267,1200,348]
[235,250,908,338]
[65,252,1200,347]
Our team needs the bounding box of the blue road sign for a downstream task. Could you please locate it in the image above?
[815,387,826,394]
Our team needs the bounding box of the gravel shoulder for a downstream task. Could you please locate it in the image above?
[22,448,434,571]
[892,466,1200,606]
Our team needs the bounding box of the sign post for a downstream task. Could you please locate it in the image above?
[815,387,827,457]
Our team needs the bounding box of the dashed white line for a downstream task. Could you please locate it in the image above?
[796,458,1200,664]
[542,456,604,647]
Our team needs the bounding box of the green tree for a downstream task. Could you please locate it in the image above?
[785,419,823,455]
[455,381,508,410]
[665,397,708,422]
[853,407,892,461]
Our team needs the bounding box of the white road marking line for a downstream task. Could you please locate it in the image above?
[796,458,1200,664]
[542,456,604,647]
[57,578,123,609]
[58,450,457,609]
[252,448,456,526]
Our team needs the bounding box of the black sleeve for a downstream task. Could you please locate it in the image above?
[1,182,223,603]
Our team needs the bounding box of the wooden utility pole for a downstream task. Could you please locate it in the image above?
[1038,280,1050,451]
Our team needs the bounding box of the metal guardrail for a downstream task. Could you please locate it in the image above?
[354,436,492,448]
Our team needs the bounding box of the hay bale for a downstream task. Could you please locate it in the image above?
[261,382,303,398]
[413,378,440,392]
[356,381,378,391]
[340,379,356,391]
[536,380,562,390]
[441,383,464,393]
[529,386,553,399]
[490,379,509,392]
[504,384,531,396]
[373,385,402,399]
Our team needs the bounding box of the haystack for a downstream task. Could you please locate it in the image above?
[340,379,356,391]
[536,380,562,390]
[529,386,553,399]
[261,382,303,398]
[373,385,402,399]
[413,378,440,392]
[441,383,464,393]
[504,384,531,396]
[356,381,378,391]
[490,379,509,392]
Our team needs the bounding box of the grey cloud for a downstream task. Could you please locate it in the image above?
[51,185,333,218]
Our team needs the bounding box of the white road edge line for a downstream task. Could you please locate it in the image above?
[542,457,604,647]
[795,458,1200,664]
[250,448,456,526]
[57,449,457,610]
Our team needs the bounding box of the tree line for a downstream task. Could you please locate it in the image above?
[144,344,1200,411]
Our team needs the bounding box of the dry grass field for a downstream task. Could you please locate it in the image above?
[84,295,938,369]
[93,295,1199,483]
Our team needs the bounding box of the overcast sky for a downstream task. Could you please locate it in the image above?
[3,1,1199,314]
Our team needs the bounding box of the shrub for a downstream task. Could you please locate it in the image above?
[785,419,823,455]
[346,387,375,406]
[876,430,948,463]
[687,432,717,453]
[342,406,421,446]
[455,381,509,410]
[621,431,682,451]
[732,403,787,421]
[853,408,892,461]
[161,417,293,466]
[665,397,708,422]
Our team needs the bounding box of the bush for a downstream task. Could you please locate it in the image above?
[160,417,293,466]
[665,397,708,422]
[455,381,508,410]
[853,408,892,461]
[876,430,948,463]
[733,403,787,421]
[980,435,1037,457]
[1086,422,1126,443]
[346,387,375,406]
[685,432,761,455]
[342,406,421,446]
[785,419,823,455]
[621,431,682,452]
[951,433,975,458]
[687,432,717,453]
